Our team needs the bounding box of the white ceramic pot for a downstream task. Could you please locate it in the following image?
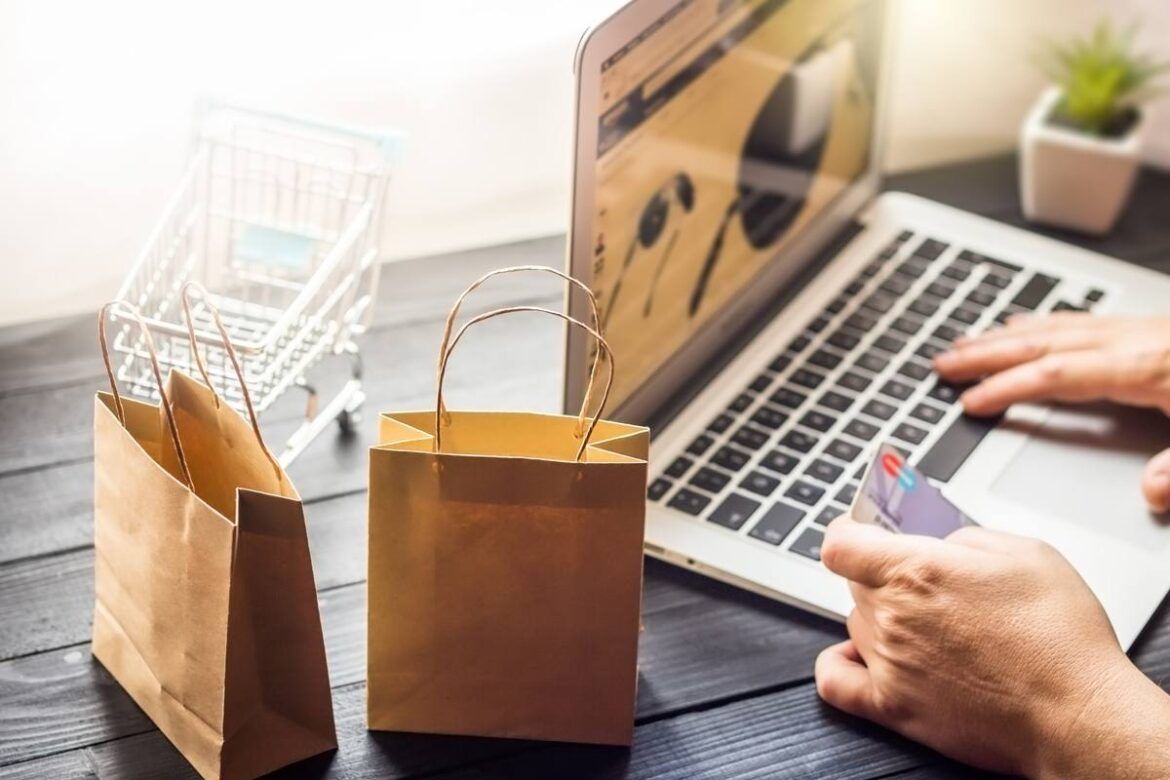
[1020,86,1146,236]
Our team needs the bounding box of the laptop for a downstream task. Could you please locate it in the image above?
[564,0,1170,649]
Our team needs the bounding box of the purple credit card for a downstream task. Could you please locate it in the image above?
[850,442,977,537]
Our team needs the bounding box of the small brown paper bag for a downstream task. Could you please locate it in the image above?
[92,288,336,780]
[367,267,649,746]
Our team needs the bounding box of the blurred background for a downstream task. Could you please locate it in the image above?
[2,0,1168,327]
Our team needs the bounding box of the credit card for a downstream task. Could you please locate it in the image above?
[850,442,977,537]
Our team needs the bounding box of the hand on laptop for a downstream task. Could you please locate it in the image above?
[815,515,1170,778]
[932,313,1170,512]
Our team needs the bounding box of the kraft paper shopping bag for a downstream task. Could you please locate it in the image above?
[368,266,648,746]
[92,291,335,780]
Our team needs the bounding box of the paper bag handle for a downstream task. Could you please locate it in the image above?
[98,302,194,490]
[436,265,603,438]
[434,306,614,462]
[180,282,283,479]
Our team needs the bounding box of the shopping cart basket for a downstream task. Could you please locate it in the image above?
[110,102,403,465]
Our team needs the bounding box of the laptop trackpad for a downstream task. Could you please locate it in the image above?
[990,404,1170,549]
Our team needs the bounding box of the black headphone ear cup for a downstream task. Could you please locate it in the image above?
[674,173,696,212]
[638,192,670,248]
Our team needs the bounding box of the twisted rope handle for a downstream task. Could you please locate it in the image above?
[180,282,283,479]
[433,306,614,462]
[436,265,603,437]
[98,302,194,490]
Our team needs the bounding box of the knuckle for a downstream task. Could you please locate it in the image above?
[889,557,946,593]
[870,688,912,725]
[1033,354,1066,384]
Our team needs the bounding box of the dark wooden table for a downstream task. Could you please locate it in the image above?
[2,155,1170,779]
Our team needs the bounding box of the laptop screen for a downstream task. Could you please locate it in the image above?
[588,0,883,409]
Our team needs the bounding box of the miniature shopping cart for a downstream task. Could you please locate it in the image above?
[109,103,402,465]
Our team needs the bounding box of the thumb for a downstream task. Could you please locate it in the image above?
[1142,446,1170,515]
[815,640,881,723]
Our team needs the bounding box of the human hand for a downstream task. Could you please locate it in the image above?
[815,516,1170,778]
[933,313,1170,512]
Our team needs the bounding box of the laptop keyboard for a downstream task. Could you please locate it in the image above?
[648,230,1107,562]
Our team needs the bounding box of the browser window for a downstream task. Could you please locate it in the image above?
[589,0,882,406]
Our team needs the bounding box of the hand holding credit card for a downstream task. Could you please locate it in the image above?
[850,442,978,537]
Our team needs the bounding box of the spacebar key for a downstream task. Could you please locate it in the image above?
[917,414,1001,483]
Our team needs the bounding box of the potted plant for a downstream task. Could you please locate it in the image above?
[1020,21,1167,235]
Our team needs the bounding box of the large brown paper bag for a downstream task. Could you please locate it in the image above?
[368,267,649,746]
[92,293,336,780]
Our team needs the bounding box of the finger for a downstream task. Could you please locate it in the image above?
[934,329,1104,382]
[822,515,940,587]
[959,349,1132,416]
[954,312,1119,347]
[815,640,879,722]
[1143,447,1170,515]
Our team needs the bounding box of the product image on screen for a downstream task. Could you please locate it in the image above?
[589,0,882,406]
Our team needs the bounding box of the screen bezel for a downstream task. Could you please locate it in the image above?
[564,0,893,423]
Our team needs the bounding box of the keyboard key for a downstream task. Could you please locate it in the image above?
[855,352,889,373]
[789,528,825,561]
[668,488,710,516]
[1011,272,1061,310]
[826,297,848,314]
[928,381,963,405]
[690,467,731,494]
[809,315,831,333]
[890,316,922,336]
[1086,288,1105,302]
[788,334,811,352]
[873,334,906,354]
[898,361,932,381]
[896,258,930,279]
[790,369,825,389]
[897,230,914,242]
[828,329,862,351]
[854,463,867,479]
[708,414,734,433]
[846,312,878,331]
[837,372,871,393]
[862,260,883,277]
[780,429,819,453]
[918,413,1000,482]
[835,483,859,505]
[825,438,863,462]
[910,402,946,424]
[881,379,914,401]
[933,323,962,344]
[881,275,912,296]
[863,292,896,314]
[751,406,788,430]
[818,390,855,412]
[814,505,847,526]
[741,471,781,497]
[913,238,949,260]
[769,354,792,372]
[648,478,672,501]
[950,307,980,325]
[806,458,845,484]
[966,286,998,307]
[941,262,972,282]
[749,374,772,393]
[688,434,715,456]
[808,349,843,370]
[748,503,805,545]
[786,480,825,506]
[925,281,956,299]
[708,493,761,530]
[712,446,751,472]
[771,387,807,409]
[908,298,940,317]
[845,280,865,295]
[892,422,928,445]
[800,410,836,432]
[844,419,880,441]
[915,342,944,361]
[666,457,693,478]
[729,394,753,412]
[760,449,799,475]
[984,272,1012,289]
[732,426,770,451]
[1052,300,1086,312]
[963,252,1022,274]
[862,398,898,421]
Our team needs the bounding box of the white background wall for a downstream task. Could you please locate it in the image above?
[2,0,1168,327]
